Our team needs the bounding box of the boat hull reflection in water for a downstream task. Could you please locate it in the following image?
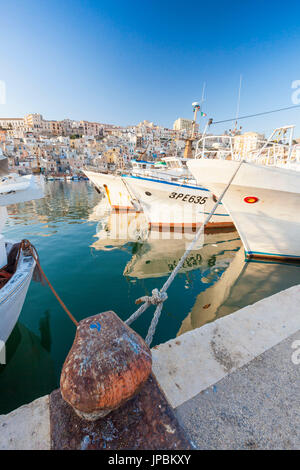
[179,247,300,335]
[90,203,241,280]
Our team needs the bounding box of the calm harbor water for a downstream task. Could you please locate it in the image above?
[0,180,300,414]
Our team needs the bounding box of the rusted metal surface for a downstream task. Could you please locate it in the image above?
[60,311,152,420]
[50,374,192,450]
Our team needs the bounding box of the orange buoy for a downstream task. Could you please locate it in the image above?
[60,311,152,421]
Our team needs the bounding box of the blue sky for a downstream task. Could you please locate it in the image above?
[1,0,300,136]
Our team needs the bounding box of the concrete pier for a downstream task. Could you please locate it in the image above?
[174,331,299,449]
[1,285,299,449]
[0,396,50,450]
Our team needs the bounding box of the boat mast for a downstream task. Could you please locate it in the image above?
[184,101,201,159]
[231,75,243,136]
[191,101,200,138]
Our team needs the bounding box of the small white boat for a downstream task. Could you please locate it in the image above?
[187,126,300,262]
[0,156,45,343]
[0,240,36,343]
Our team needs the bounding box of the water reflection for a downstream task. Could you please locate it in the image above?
[123,234,241,280]
[179,246,300,335]
[39,310,52,353]
[0,320,57,414]
[6,181,101,230]
[90,202,242,280]
[90,201,300,339]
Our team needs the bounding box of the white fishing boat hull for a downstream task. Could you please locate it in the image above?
[0,244,35,343]
[187,159,300,261]
[83,170,135,212]
[124,175,233,229]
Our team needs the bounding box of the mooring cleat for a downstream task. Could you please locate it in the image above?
[60,311,152,421]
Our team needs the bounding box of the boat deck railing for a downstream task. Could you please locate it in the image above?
[195,133,300,169]
[131,167,193,183]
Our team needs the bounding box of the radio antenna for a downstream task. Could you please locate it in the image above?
[233,74,243,133]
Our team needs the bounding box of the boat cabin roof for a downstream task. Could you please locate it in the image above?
[131,160,155,167]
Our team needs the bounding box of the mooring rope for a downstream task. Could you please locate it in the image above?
[20,239,79,327]
[121,176,142,211]
[126,160,245,345]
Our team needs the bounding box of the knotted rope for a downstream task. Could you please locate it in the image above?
[135,288,168,306]
[126,160,245,345]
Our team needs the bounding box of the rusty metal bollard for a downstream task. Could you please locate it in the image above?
[60,311,152,421]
